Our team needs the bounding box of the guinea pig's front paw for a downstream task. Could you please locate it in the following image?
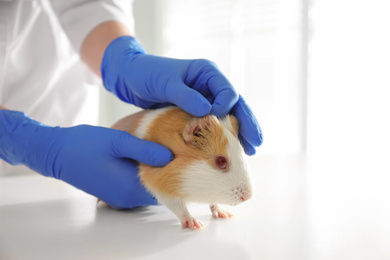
[181,216,204,230]
[210,204,234,219]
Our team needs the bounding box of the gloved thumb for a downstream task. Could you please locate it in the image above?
[112,131,173,167]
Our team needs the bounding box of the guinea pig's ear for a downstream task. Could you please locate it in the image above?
[183,116,213,145]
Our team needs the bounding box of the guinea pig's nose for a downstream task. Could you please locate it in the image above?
[238,187,251,202]
[233,185,252,204]
[240,191,250,202]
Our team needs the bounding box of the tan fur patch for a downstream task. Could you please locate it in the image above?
[113,107,229,199]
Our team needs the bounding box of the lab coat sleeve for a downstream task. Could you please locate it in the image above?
[50,0,134,53]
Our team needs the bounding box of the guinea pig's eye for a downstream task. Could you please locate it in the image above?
[215,156,228,170]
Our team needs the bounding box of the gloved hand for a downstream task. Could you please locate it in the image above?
[0,110,173,209]
[101,36,262,155]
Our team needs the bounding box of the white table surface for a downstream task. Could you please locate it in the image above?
[1,154,389,260]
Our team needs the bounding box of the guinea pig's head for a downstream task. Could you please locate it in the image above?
[179,114,253,206]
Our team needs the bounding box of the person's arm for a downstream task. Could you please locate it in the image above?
[0,108,172,209]
[0,2,173,209]
[53,1,262,153]
[80,20,130,77]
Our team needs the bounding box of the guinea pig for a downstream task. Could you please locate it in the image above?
[111,106,253,230]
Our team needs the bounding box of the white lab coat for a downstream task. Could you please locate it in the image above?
[0,0,134,172]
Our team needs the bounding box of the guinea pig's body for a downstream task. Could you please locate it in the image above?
[111,106,253,229]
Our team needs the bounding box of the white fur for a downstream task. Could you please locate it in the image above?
[180,116,253,206]
[134,106,174,138]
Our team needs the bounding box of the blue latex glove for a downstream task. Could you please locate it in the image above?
[0,110,173,209]
[101,36,263,155]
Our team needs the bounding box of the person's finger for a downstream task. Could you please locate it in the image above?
[185,59,238,117]
[239,134,257,156]
[111,131,174,167]
[208,80,238,117]
[232,95,263,147]
[166,83,212,117]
